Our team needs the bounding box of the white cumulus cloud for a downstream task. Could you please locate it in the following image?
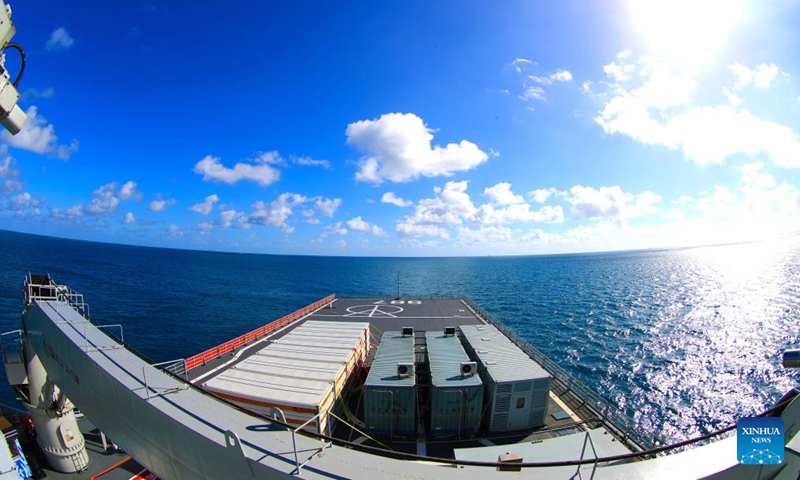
[324,222,349,236]
[0,153,22,194]
[688,164,800,239]
[119,181,142,201]
[52,205,83,218]
[149,197,176,212]
[189,194,219,215]
[566,185,661,219]
[473,203,564,225]
[594,53,800,167]
[254,151,286,165]
[68,181,140,216]
[484,182,525,206]
[1,106,79,160]
[345,216,386,236]
[122,212,136,224]
[10,192,42,211]
[218,209,249,229]
[729,62,780,89]
[396,180,564,238]
[529,187,558,203]
[346,113,489,183]
[519,86,546,101]
[193,155,281,186]
[46,27,74,51]
[247,193,310,233]
[315,197,341,217]
[395,181,474,237]
[382,192,413,207]
[603,51,634,81]
[85,183,121,215]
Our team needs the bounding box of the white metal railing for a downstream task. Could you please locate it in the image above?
[271,407,332,475]
[84,324,124,353]
[142,359,189,401]
[24,274,91,320]
[162,358,188,379]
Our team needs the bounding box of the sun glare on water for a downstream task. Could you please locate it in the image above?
[628,0,746,67]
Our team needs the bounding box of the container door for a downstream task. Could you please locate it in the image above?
[509,392,530,431]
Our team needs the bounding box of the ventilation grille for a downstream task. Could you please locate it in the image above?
[492,412,509,430]
[528,408,545,427]
[514,381,532,392]
[495,395,511,412]
[531,389,549,406]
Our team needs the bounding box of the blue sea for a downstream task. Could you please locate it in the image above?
[0,228,798,444]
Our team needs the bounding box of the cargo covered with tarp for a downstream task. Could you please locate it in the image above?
[202,320,369,434]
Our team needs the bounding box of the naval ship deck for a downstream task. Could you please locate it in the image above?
[185,297,632,460]
[18,277,783,479]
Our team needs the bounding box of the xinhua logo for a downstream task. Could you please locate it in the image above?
[737,417,784,465]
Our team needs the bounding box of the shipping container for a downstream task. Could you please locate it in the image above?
[460,324,550,432]
[364,331,416,435]
[425,331,483,436]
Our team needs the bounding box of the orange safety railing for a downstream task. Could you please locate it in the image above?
[184,294,336,372]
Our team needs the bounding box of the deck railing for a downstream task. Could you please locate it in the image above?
[461,297,667,452]
[184,294,336,372]
[24,273,91,319]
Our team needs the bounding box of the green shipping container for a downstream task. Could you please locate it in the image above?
[364,331,416,435]
[426,332,483,436]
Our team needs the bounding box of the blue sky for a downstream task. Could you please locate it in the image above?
[1,0,799,256]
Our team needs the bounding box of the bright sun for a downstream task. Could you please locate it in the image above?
[628,0,746,66]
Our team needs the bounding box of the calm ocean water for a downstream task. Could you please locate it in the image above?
[0,228,798,443]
